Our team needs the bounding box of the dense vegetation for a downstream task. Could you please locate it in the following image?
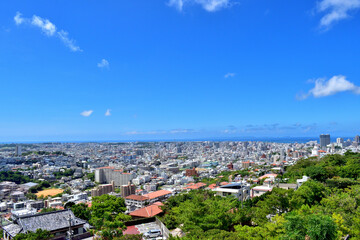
[13,229,53,240]
[70,194,136,240]
[0,171,30,184]
[28,181,51,193]
[22,151,67,156]
[54,169,74,179]
[164,152,360,239]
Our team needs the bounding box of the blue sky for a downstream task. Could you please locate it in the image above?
[0,0,360,142]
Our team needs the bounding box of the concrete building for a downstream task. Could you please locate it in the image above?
[251,185,273,198]
[212,183,250,202]
[95,167,134,187]
[185,168,198,177]
[121,183,136,198]
[320,134,330,149]
[15,145,22,156]
[355,135,360,144]
[91,181,115,197]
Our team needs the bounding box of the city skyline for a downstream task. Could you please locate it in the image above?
[1,1,360,141]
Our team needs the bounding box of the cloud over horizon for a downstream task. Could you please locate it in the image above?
[298,75,360,100]
[14,12,82,52]
[168,0,231,12]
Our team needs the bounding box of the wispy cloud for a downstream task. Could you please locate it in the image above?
[125,131,167,135]
[170,129,196,134]
[97,59,109,69]
[14,12,82,52]
[168,0,231,12]
[298,75,360,100]
[317,0,360,28]
[80,110,93,117]
[31,15,56,36]
[224,72,235,78]
[14,12,24,25]
[105,109,111,116]
[125,128,196,135]
[57,30,82,52]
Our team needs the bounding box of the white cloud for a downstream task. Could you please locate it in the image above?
[14,12,24,25]
[80,110,93,117]
[31,15,56,36]
[224,72,235,78]
[317,0,360,28]
[14,12,81,52]
[168,0,230,12]
[97,59,109,68]
[125,131,166,135]
[298,75,360,99]
[57,30,82,52]
[105,109,111,116]
[168,0,184,11]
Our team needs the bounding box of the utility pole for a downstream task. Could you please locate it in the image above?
[67,213,73,240]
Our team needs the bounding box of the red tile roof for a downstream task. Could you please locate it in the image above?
[123,225,140,235]
[125,194,149,201]
[258,173,278,180]
[143,190,172,200]
[129,204,163,218]
[184,182,206,190]
[97,166,115,169]
[152,201,164,206]
[208,183,217,189]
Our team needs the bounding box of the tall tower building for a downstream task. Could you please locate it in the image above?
[15,145,22,156]
[320,134,330,149]
[355,135,360,144]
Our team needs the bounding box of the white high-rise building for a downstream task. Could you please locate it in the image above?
[336,138,344,144]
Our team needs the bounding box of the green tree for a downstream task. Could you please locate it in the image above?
[13,229,53,240]
[90,194,131,239]
[283,210,337,240]
[40,208,57,213]
[71,203,91,221]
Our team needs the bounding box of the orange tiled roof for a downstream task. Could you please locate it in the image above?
[258,173,278,180]
[97,166,115,169]
[143,190,172,200]
[184,182,206,190]
[125,194,149,201]
[208,183,217,189]
[152,201,164,206]
[129,204,163,218]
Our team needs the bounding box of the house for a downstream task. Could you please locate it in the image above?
[212,183,250,201]
[125,195,150,212]
[297,176,310,188]
[251,185,272,198]
[3,209,91,240]
[142,190,172,204]
[129,202,164,219]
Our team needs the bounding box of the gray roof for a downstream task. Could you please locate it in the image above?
[4,209,86,237]
[20,182,38,188]
[3,223,22,237]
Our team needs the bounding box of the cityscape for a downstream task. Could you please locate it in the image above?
[0,134,359,239]
[1,0,360,239]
